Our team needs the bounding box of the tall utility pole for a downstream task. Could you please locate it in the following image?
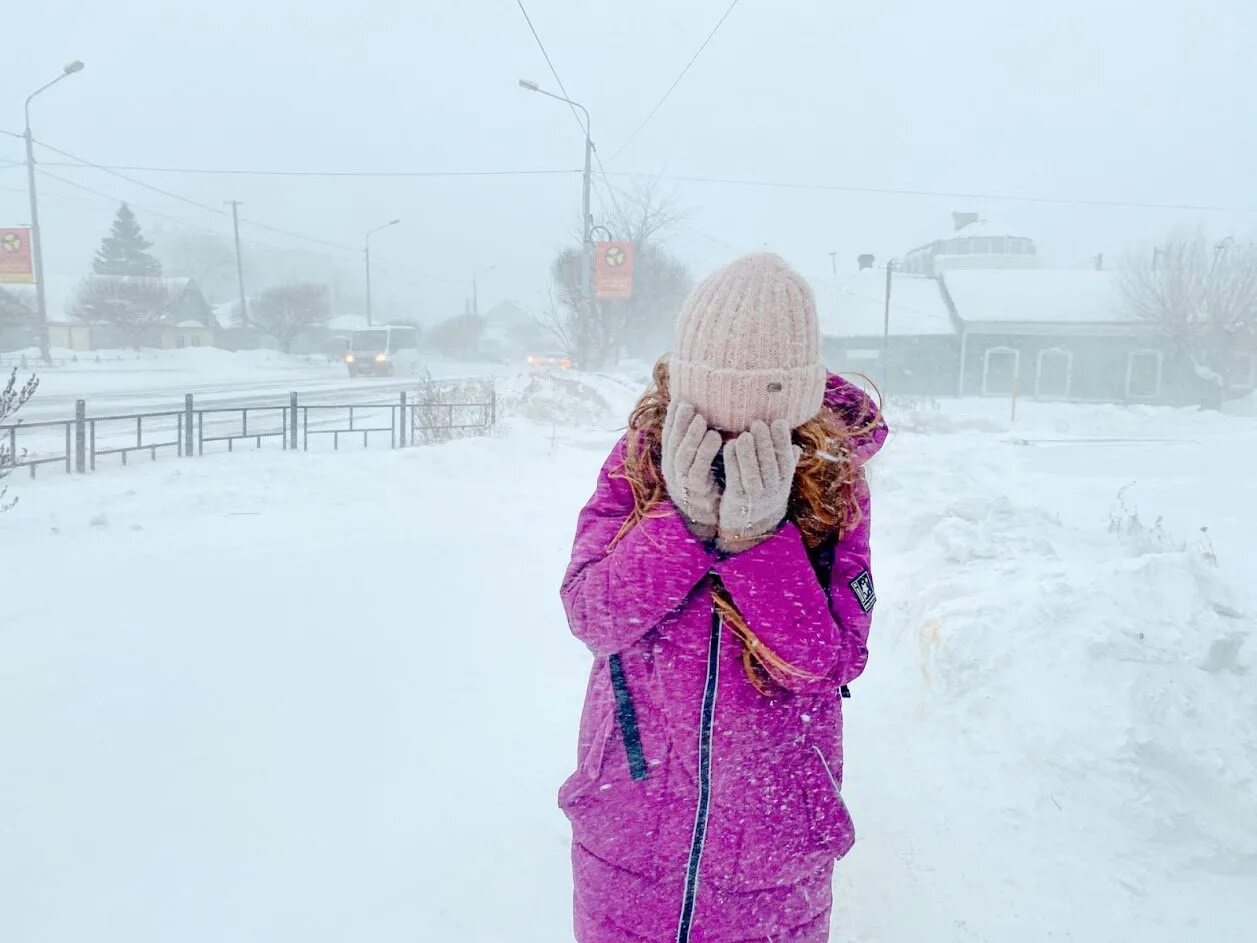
[364,219,400,327]
[882,260,897,393]
[470,264,497,319]
[24,60,85,363]
[519,79,594,361]
[225,201,248,327]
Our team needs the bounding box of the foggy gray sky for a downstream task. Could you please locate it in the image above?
[4,0,1255,320]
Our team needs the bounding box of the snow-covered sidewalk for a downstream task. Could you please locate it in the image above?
[1,395,1254,942]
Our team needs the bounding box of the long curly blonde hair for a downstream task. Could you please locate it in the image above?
[611,358,881,693]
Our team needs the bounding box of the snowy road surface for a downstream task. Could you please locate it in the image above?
[1,391,1254,942]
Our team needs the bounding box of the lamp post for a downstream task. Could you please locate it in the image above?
[24,60,85,364]
[364,219,399,327]
[828,251,837,275]
[519,78,594,358]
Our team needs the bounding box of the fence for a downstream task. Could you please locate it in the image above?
[0,380,495,479]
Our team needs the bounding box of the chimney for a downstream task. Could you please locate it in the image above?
[857,253,875,271]
[952,211,980,231]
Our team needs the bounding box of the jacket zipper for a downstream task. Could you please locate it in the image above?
[676,607,722,943]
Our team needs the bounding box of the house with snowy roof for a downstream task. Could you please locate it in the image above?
[816,260,962,395]
[902,212,1039,276]
[49,276,215,351]
[818,214,1242,405]
[942,269,1186,401]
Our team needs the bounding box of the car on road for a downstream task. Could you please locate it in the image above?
[346,326,420,377]
[527,352,574,370]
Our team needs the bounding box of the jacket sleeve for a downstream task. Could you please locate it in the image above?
[561,439,718,656]
[713,477,875,692]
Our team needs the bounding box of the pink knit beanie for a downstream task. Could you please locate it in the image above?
[670,252,826,432]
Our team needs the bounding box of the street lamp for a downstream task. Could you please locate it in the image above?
[364,219,399,327]
[518,78,594,350]
[24,60,85,363]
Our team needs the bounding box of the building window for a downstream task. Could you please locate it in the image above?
[1035,348,1073,398]
[982,346,1021,396]
[176,336,186,349]
[191,336,202,348]
[1126,349,1164,399]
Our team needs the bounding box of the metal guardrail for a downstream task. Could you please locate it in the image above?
[0,382,495,478]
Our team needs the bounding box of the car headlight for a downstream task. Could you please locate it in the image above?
[375,353,389,363]
[346,354,355,363]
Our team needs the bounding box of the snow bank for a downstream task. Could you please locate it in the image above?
[497,370,642,427]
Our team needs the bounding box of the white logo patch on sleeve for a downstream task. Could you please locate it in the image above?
[849,570,876,613]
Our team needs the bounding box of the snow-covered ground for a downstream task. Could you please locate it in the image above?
[1,375,1254,942]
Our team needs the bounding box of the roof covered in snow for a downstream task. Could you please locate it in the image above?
[816,270,956,338]
[942,269,1132,325]
[909,216,1029,251]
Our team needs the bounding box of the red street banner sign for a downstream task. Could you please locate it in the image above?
[595,241,635,301]
[0,228,34,284]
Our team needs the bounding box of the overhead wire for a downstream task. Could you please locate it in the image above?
[513,0,626,225]
[606,0,743,164]
[600,171,1257,215]
[34,139,228,217]
[35,160,580,179]
[34,166,459,292]
[514,0,587,137]
[36,168,231,239]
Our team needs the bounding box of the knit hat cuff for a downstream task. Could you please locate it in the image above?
[671,360,827,432]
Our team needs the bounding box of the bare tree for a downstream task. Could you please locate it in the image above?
[151,229,239,303]
[0,287,36,328]
[1122,233,1257,397]
[1,370,39,512]
[250,282,330,353]
[544,177,693,367]
[427,312,486,360]
[72,276,177,349]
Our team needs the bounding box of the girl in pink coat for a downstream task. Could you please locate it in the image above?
[560,253,887,942]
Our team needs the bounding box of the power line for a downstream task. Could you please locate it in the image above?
[35,168,231,237]
[35,160,580,179]
[233,215,356,253]
[512,2,630,230]
[607,0,743,164]
[34,139,228,217]
[514,0,588,138]
[32,138,390,260]
[601,171,1257,215]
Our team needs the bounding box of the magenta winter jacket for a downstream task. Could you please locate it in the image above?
[559,375,887,934]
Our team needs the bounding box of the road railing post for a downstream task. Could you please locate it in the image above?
[74,399,86,473]
[184,393,194,457]
[289,392,298,450]
[399,391,408,448]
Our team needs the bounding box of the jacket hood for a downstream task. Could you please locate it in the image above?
[823,373,888,465]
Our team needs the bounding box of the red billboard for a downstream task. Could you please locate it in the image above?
[0,228,34,284]
[594,241,635,301]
